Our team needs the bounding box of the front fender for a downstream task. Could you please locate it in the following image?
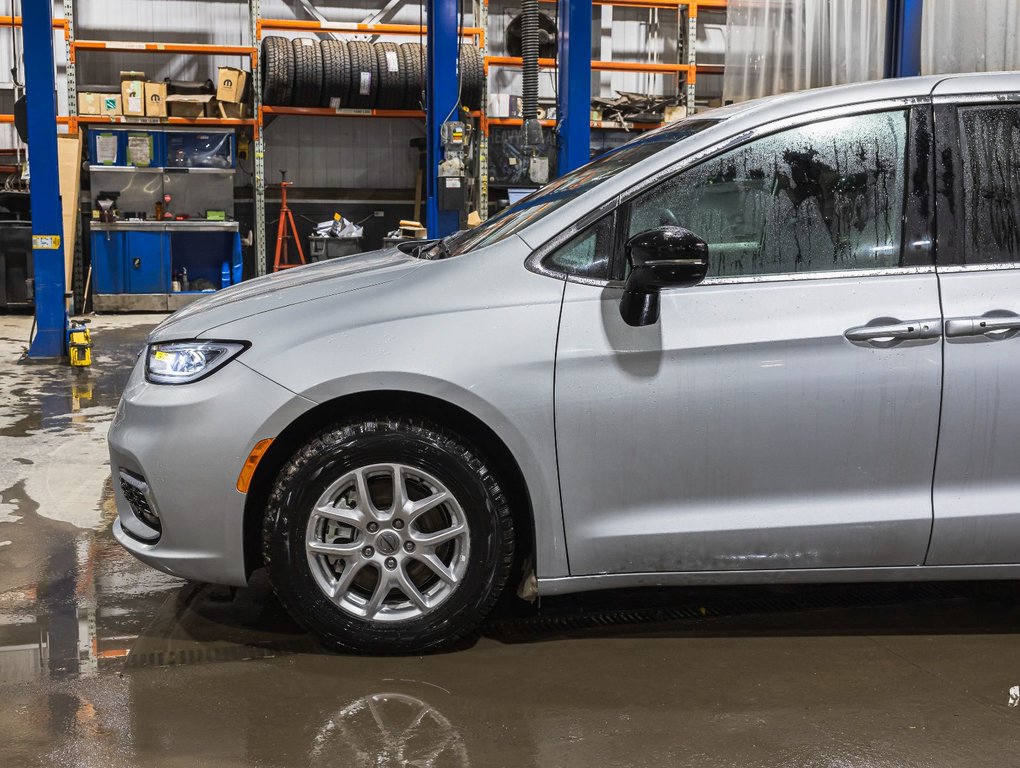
[210,240,571,578]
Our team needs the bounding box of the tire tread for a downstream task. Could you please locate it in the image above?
[262,414,515,655]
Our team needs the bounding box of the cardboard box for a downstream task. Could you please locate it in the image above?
[144,81,167,117]
[215,100,248,119]
[78,92,102,115]
[398,219,428,239]
[166,94,213,118]
[216,67,248,103]
[215,100,249,119]
[120,71,146,117]
[100,94,122,117]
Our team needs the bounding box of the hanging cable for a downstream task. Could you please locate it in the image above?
[520,0,542,147]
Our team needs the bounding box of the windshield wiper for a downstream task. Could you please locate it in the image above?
[398,232,460,260]
[426,238,453,260]
[398,238,440,258]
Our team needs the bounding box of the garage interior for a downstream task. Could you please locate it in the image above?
[4,0,1020,765]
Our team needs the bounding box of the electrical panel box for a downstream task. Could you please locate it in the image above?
[440,121,467,147]
[438,176,467,211]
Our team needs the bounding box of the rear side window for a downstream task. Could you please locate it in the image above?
[957,105,1020,264]
[627,110,909,279]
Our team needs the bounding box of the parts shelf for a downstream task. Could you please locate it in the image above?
[261,106,426,119]
[77,115,257,128]
[487,117,667,131]
[486,55,720,75]
[259,18,483,39]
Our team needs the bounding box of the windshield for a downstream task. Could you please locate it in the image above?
[428,117,721,258]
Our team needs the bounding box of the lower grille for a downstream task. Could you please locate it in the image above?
[119,470,162,535]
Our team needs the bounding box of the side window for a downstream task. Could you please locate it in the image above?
[544,213,614,280]
[627,110,909,278]
[957,105,1020,265]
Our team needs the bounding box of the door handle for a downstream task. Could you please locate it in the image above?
[945,314,1020,339]
[844,318,941,345]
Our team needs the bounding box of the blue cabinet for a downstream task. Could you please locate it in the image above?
[125,231,167,293]
[91,224,240,297]
[166,131,235,169]
[91,228,166,294]
[91,230,126,293]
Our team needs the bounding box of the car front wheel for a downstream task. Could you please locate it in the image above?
[262,415,515,654]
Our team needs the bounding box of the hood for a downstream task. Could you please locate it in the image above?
[149,247,425,341]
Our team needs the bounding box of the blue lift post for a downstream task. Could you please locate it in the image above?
[425,0,462,238]
[24,0,66,358]
[885,0,924,78]
[557,0,591,175]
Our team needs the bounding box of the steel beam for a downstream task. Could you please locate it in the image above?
[885,0,924,78]
[557,0,591,174]
[24,0,66,358]
[425,0,460,237]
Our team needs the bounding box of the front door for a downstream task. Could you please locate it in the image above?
[927,85,1020,565]
[553,106,943,576]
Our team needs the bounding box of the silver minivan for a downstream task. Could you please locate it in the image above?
[109,73,1020,653]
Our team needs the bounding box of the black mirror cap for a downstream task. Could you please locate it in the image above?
[625,226,710,292]
[620,226,709,327]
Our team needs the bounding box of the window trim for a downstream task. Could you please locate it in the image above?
[937,262,1020,274]
[527,96,932,287]
[697,264,935,286]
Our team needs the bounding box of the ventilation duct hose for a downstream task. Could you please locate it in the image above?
[520,0,543,147]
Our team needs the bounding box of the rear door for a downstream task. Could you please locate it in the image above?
[927,78,1020,565]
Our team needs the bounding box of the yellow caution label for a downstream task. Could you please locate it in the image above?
[32,235,61,250]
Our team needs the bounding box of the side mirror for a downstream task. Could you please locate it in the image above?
[620,226,709,326]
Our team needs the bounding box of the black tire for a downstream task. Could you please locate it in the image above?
[291,37,323,107]
[374,42,403,109]
[459,44,484,111]
[261,36,294,107]
[320,39,350,108]
[399,42,424,110]
[262,415,515,654]
[346,41,379,109]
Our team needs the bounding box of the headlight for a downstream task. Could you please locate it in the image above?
[145,341,247,385]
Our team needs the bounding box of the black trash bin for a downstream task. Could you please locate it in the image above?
[0,219,33,309]
[308,236,363,262]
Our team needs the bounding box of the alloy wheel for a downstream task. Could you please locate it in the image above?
[305,463,470,622]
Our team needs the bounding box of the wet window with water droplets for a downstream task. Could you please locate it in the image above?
[629,110,909,278]
[958,105,1020,265]
[545,213,613,280]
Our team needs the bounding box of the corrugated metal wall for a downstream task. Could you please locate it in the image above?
[263,115,421,189]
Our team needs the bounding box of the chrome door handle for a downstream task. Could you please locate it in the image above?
[945,314,1020,339]
[845,318,941,344]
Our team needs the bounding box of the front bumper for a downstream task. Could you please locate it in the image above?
[108,354,313,586]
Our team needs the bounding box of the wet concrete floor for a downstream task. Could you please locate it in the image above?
[1,312,1020,767]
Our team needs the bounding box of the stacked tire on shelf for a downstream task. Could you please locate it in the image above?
[261,36,483,112]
